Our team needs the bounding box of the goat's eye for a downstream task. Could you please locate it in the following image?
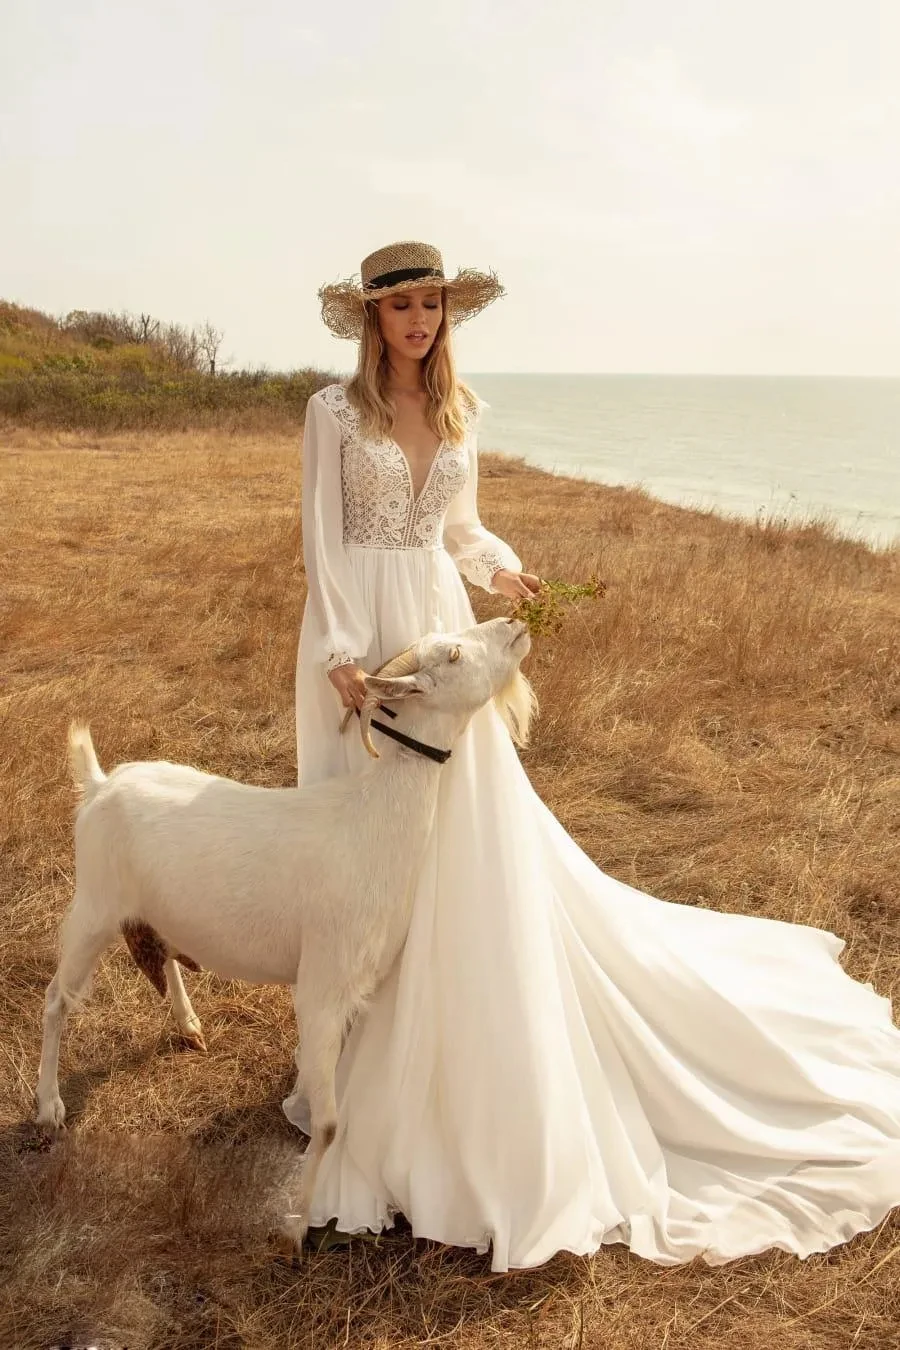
[449,646,461,662]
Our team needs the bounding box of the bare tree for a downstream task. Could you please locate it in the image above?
[137,313,160,344]
[197,320,224,376]
[161,321,201,371]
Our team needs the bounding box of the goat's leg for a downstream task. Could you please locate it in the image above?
[284,1008,361,1138]
[35,894,117,1130]
[164,958,206,1052]
[284,996,351,1247]
[282,1004,315,1137]
[282,1050,311,1135]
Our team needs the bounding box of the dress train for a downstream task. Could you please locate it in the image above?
[293,545,900,1271]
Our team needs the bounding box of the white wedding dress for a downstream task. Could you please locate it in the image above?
[292,382,900,1272]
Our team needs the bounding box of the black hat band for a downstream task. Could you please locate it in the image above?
[364,266,445,292]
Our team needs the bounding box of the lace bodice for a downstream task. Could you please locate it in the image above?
[317,383,471,551]
[300,383,523,672]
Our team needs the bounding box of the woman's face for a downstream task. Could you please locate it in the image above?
[377,286,443,361]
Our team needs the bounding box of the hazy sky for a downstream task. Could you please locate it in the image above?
[3,1,898,375]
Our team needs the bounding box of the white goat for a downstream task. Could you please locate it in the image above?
[35,614,535,1243]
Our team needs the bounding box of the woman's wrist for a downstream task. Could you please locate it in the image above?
[325,651,356,674]
[491,568,542,600]
[490,566,523,593]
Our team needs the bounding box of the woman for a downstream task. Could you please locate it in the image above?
[292,241,900,1272]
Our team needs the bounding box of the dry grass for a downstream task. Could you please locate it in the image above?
[1,422,899,1350]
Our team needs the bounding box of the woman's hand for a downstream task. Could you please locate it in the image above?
[327,662,369,711]
[490,569,543,601]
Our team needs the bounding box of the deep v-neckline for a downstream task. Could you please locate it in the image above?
[389,436,447,508]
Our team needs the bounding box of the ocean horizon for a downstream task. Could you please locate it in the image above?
[461,373,900,550]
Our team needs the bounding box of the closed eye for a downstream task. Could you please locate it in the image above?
[449,646,461,662]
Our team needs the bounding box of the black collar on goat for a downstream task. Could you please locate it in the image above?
[353,703,452,764]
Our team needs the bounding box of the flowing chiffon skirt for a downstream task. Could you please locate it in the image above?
[294,543,900,1271]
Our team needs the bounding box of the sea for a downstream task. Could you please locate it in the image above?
[464,375,900,550]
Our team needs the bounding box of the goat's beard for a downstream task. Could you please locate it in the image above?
[494,667,538,748]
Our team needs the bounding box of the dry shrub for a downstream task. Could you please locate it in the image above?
[0,300,336,431]
[1,427,898,1349]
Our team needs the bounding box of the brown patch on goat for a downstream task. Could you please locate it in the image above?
[121,920,201,997]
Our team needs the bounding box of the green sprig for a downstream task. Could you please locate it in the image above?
[511,574,607,637]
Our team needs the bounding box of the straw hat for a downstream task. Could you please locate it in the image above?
[318,241,504,341]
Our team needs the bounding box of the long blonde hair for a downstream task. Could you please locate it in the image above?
[346,299,476,447]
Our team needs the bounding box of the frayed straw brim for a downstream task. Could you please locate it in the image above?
[319,269,505,341]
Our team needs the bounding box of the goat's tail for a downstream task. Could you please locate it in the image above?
[67,720,107,805]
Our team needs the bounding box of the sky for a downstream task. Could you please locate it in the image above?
[2,0,899,376]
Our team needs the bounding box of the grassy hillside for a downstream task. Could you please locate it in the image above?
[1,423,898,1348]
[0,300,332,430]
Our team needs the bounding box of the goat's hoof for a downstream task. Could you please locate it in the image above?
[269,1227,303,1266]
[180,1026,207,1054]
[35,1094,66,1132]
[282,1212,309,1252]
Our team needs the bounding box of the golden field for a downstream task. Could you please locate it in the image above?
[1,423,898,1350]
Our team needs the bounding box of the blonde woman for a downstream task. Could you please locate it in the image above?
[293,242,900,1271]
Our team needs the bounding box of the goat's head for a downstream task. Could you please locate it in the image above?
[344,616,536,759]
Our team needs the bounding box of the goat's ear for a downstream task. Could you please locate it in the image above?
[363,672,433,701]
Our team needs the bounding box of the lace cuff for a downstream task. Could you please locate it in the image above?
[325,651,357,674]
[469,549,509,593]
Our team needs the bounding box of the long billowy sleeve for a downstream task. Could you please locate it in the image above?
[300,392,373,672]
[442,401,523,592]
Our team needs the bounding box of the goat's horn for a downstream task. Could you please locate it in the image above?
[372,644,422,679]
[358,644,422,757]
[339,644,422,738]
[358,692,381,758]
